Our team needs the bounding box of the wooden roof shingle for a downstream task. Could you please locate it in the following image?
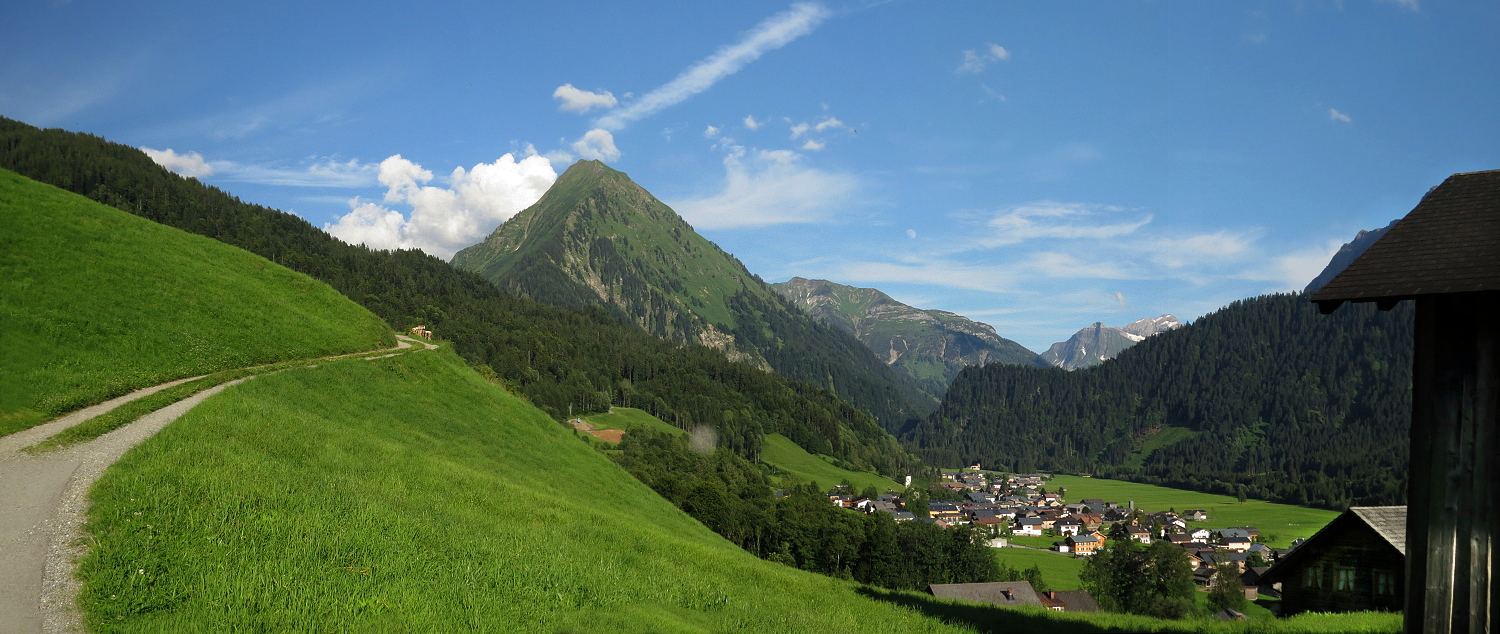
[1312,169,1500,312]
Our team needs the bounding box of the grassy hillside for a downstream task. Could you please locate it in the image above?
[77,346,967,633]
[0,119,916,479]
[583,406,685,438]
[761,433,903,493]
[1047,475,1339,548]
[0,168,391,436]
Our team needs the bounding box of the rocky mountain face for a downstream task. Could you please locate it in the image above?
[1303,220,1400,294]
[771,277,1048,395]
[451,160,932,430]
[1040,315,1182,370]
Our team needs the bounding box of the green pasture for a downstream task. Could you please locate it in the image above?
[583,406,685,437]
[761,432,903,494]
[77,348,973,633]
[1048,475,1340,547]
[0,169,391,436]
[991,547,1085,591]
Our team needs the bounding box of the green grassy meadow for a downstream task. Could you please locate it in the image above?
[761,432,903,493]
[1047,475,1340,547]
[583,406,686,437]
[77,347,975,633]
[991,547,1085,591]
[0,169,392,436]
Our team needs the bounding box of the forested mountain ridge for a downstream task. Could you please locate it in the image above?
[0,116,916,478]
[453,160,934,430]
[904,293,1411,510]
[770,277,1046,395]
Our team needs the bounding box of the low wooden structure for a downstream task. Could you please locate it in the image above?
[927,581,1040,607]
[1259,506,1406,616]
[1311,169,1499,634]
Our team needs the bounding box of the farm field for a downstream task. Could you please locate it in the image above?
[761,432,904,493]
[1047,475,1340,548]
[0,169,391,437]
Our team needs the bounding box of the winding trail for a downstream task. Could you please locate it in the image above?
[0,335,433,634]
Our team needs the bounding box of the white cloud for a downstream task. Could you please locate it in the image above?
[743,115,763,130]
[814,117,845,132]
[906,229,916,239]
[1135,231,1257,269]
[957,43,1010,74]
[704,125,721,138]
[1379,0,1419,11]
[553,84,618,113]
[1244,240,1344,290]
[669,148,857,229]
[801,139,825,151]
[142,147,214,178]
[592,3,831,130]
[572,128,621,161]
[789,122,811,139]
[143,149,382,187]
[977,202,1151,248]
[219,158,379,187]
[323,153,557,259]
[1329,108,1352,123]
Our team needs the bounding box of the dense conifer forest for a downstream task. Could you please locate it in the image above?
[0,117,914,477]
[903,293,1413,509]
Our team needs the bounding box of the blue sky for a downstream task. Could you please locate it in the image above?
[5,1,1497,351]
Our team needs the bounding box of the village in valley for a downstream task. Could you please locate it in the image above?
[822,467,1358,618]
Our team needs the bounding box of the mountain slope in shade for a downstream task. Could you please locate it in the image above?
[771,277,1047,395]
[1303,220,1400,294]
[452,160,932,429]
[1041,315,1182,370]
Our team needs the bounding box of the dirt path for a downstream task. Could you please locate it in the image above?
[0,336,433,634]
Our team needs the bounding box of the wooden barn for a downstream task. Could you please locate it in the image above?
[1259,506,1406,616]
[1311,168,1498,634]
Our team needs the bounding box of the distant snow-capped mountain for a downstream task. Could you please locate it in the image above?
[1041,315,1182,370]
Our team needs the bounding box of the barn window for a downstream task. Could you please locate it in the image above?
[1304,566,1323,589]
[1336,567,1356,591]
[1375,570,1396,595]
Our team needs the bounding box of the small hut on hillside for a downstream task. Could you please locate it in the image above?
[1259,506,1405,616]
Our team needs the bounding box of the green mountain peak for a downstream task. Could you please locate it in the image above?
[452,162,933,430]
[453,160,773,364]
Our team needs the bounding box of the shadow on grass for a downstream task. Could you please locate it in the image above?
[854,586,1148,634]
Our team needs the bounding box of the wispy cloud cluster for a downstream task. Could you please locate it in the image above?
[977,202,1150,247]
[1328,107,1352,123]
[143,147,378,187]
[323,153,557,259]
[795,199,1330,307]
[589,3,829,132]
[957,43,1010,74]
[671,130,857,229]
[553,84,617,113]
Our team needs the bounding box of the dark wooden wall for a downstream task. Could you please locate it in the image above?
[1280,522,1404,616]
